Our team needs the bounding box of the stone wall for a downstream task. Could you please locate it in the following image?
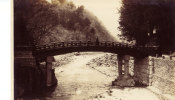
[14,51,57,99]
[134,56,175,96]
[150,58,175,95]
[134,57,150,85]
[14,51,43,98]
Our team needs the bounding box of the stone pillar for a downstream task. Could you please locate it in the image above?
[118,55,123,78]
[134,57,150,86]
[123,55,130,78]
[112,55,135,87]
[148,57,154,86]
[46,56,53,87]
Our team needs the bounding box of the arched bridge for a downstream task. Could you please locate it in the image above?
[15,41,160,87]
[32,41,158,59]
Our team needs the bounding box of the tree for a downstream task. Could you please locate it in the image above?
[14,0,115,45]
[26,1,59,43]
[14,0,38,45]
[76,5,84,15]
[119,0,175,53]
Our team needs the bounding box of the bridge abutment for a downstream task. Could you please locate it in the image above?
[14,49,58,99]
[14,50,46,98]
[112,55,135,87]
[134,57,150,86]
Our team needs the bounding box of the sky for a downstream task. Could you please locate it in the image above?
[68,0,122,41]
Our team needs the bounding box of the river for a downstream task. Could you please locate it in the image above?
[37,52,161,100]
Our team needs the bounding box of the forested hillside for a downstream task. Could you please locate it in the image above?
[14,0,116,45]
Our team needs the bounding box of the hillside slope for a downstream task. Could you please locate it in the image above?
[14,0,117,45]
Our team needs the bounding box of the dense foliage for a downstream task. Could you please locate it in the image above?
[14,0,115,45]
[119,0,175,53]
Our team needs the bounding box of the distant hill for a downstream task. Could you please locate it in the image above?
[14,0,116,45]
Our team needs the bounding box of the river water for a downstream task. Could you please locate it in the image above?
[38,52,161,100]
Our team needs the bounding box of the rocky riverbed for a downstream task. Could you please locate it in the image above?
[41,52,161,100]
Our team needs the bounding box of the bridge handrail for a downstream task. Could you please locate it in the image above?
[33,41,159,53]
[34,41,132,50]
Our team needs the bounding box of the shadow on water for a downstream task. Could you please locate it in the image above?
[18,84,57,100]
[43,85,58,97]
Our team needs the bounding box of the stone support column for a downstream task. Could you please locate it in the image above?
[46,56,53,87]
[123,55,130,78]
[117,55,123,77]
[148,57,154,86]
[112,55,135,86]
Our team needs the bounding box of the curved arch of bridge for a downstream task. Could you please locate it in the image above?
[33,41,158,61]
[32,41,158,87]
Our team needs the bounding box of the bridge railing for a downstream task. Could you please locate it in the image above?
[34,41,158,54]
[34,41,135,50]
